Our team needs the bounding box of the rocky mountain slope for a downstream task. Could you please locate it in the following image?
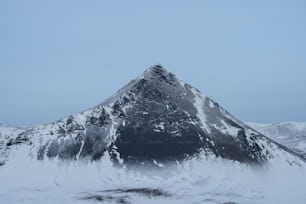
[0,65,304,166]
[248,122,306,158]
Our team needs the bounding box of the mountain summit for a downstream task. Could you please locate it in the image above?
[0,65,304,166]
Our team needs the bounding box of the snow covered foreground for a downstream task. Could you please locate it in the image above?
[1,153,306,204]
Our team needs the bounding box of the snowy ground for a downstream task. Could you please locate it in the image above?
[1,153,306,204]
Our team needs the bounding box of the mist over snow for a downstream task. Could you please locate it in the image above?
[1,153,306,204]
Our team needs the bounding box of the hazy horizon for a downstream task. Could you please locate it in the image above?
[1,0,306,126]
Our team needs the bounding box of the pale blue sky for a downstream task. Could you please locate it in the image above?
[0,0,306,126]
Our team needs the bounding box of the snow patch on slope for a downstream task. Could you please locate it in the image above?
[221,119,240,136]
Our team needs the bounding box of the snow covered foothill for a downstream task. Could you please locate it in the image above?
[248,122,306,157]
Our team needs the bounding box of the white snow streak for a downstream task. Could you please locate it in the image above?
[191,88,211,134]
[104,106,119,144]
[76,140,85,160]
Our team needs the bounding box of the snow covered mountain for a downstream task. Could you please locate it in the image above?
[0,65,305,166]
[248,122,306,158]
[0,125,28,166]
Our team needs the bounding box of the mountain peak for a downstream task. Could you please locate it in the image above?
[142,64,171,79]
[145,64,168,73]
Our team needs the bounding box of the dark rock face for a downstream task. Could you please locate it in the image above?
[1,65,305,165]
[114,123,206,162]
[111,69,209,161]
[107,65,269,163]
